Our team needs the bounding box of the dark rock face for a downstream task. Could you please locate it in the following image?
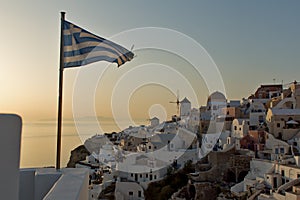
[66,145,90,168]
[194,182,219,200]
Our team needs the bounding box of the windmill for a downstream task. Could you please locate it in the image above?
[169,90,180,116]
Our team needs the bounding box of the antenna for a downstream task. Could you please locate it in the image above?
[130,44,134,51]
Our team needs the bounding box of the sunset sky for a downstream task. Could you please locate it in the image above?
[1,1,299,124]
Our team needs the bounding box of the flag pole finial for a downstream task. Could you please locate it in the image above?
[60,12,65,24]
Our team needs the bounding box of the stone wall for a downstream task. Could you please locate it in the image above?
[191,148,251,183]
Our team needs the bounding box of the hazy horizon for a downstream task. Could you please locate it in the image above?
[1,1,299,123]
[2,1,300,167]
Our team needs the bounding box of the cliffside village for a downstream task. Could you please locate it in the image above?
[70,80,300,200]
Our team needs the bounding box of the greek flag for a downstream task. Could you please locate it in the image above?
[63,20,134,68]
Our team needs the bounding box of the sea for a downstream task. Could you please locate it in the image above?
[20,120,121,168]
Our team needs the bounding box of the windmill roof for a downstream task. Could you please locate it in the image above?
[181,97,190,103]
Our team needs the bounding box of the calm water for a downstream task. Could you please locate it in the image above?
[20,121,120,168]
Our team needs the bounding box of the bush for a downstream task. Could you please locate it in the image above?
[145,162,195,200]
[159,185,175,200]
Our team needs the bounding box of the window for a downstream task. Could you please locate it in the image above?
[277,123,280,128]
[154,175,157,179]
[138,191,142,197]
[274,177,278,188]
[259,115,264,122]
[131,173,133,177]
[129,191,133,196]
[234,126,237,130]
[281,170,285,176]
[280,148,284,154]
[149,146,151,149]
[146,174,148,178]
[140,174,142,178]
[239,127,241,131]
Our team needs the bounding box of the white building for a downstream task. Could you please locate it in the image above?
[264,133,290,161]
[180,97,191,119]
[247,100,266,128]
[117,128,197,190]
[117,154,169,188]
[206,91,227,120]
[187,108,200,133]
[266,108,300,140]
[227,100,241,108]
[115,181,144,200]
[231,119,250,138]
[231,134,296,199]
[149,117,160,127]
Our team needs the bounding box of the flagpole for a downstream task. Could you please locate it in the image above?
[56,11,65,170]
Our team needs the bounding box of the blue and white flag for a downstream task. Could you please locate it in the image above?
[63,20,134,68]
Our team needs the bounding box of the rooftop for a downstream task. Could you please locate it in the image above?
[270,108,300,116]
[181,97,191,103]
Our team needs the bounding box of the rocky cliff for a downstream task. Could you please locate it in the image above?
[67,145,90,168]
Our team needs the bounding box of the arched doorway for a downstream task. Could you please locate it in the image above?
[238,171,248,182]
[188,184,196,199]
[226,170,236,182]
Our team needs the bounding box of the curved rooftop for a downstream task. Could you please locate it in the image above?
[207,91,226,102]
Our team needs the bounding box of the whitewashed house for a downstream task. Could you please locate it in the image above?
[231,119,250,138]
[149,117,159,128]
[206,91,227,121]
[266,108,300,140]
[115,182,144,200]
[187,108,200,133]
[248,100,266,128]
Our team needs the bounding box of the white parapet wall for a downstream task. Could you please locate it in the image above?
[42,168,89,200]
[19,168,89,200]
[34,168,62,200]
[0,114,22,200]
[0,114,90,200]
[19,168,36,200]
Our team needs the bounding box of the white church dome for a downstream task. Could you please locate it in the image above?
[207,91,226,103]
